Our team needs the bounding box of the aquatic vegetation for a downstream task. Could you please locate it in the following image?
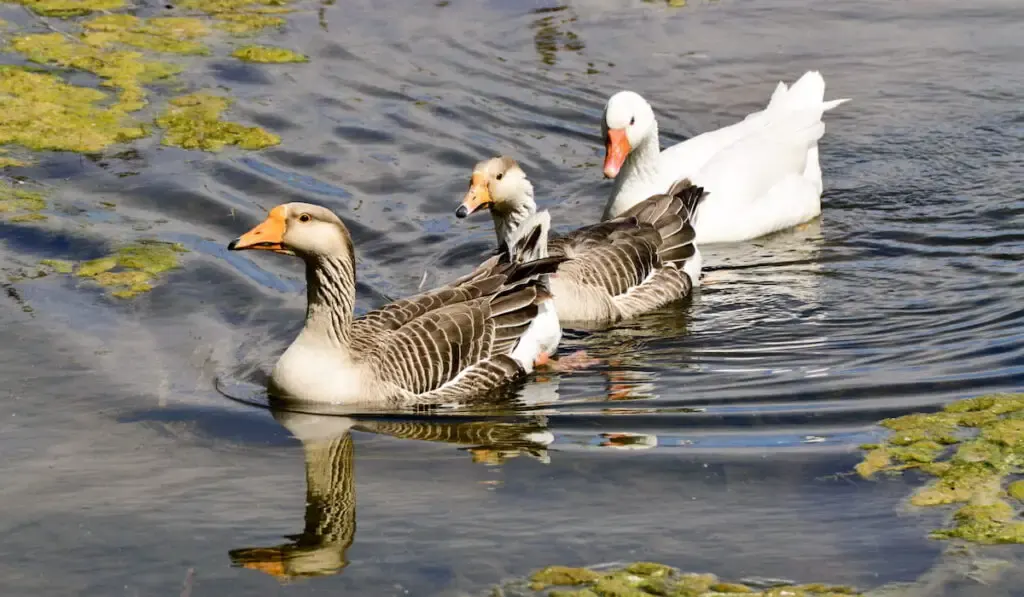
[10,32,179,112]
[505,563,861,596]
[231,44,307,63]
[82,14,211,55]
[1009,480,1024,502]
[0,180,46,220]
[857,394,1024,544]
[38,259,73,274]
[210,12,286,34]
[178,0,292,34]
[4,0,124,17]
[0,67,147,153]
[531,7,584,67]
[73,241,187,298]
[155,92,279,151]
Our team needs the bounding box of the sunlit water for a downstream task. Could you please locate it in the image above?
[2,0,1023,594]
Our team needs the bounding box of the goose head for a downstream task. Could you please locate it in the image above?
[602,90,656,179]
[455,156,536,219]
[228,202,353,261]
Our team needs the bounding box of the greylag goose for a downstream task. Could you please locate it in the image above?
[601,70,849,242]
[228,202,565,406]
[455,157,706,328]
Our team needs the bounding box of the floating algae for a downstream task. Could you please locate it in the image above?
[73,241,187,298]
[856,394,1024,544]
[4,0,125,17]
[504,563,861,597]
[1009,480,1024,502]
[155,92,279,151]
[212,12,285,34]
[0,67,146,153]
[39,259,73,274]
[0,180,46,221]
[231,44,307,63]
[11,32,180,112]
[82,14,212,55]
[178,0,292,34]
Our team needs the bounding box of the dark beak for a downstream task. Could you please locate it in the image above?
[455,205,469,219]
[227,238,241,250]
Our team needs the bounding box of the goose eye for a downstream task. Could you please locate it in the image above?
[298,213,311,223]
[496,173,503,181]
[629,116,635,126]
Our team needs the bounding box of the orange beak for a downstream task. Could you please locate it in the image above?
[228,205,290,253]
[603,128,630,179]
[455,173,493,218]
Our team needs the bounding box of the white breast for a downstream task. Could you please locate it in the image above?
[271,337,371,404]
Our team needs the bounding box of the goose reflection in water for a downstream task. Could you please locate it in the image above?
[228,405,554,581]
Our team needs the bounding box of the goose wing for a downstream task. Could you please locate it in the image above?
[554,180,706,304]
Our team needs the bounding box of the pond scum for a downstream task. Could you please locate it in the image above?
[0,0,306,296]
[491,562,861,597]
[855,394,1024,544]
[0,0,301,155]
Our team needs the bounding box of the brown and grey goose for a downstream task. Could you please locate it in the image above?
[455,157,707,328]
[228,202,565,406]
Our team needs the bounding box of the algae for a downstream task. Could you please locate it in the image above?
[73,241,186,298]
[1008,480,1024,502]
[0,181,47,222]
[211,12,286,34]
[0,67,146,153]
[39,259,73,274]
[929,500,1024,544]
[530,566,600,588]
[511,563,861,597]
[9,212,46,222]
[6,0,124,17]
[856,394,1024,544]
[155,92,279,151]
[178,0,293,34]
[82,14,211,55]
[710,583,754,593]
[0,184,45,212]
[231,44,307,63]
[11,32,179,112]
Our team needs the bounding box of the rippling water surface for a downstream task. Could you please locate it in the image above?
[2,0,1024,594]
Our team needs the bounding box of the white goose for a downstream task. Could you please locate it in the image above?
[602,71,850,243]
[228,202,564,406]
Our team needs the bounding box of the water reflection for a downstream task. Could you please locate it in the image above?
[229,406,554,580]
[531,6,585,66]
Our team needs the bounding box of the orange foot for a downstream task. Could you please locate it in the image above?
[535,350,601,372]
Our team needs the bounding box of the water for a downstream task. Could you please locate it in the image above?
[2,0,1024,594]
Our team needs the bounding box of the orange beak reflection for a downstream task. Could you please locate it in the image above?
[228,206,291,253]
[603,128,630,179]
[455,173,493,219]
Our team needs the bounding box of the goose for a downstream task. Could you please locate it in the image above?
[601,70,850,243]
[455,156,707,328]
[227,202,565,406]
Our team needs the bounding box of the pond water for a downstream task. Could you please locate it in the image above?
[1,0,1023,595]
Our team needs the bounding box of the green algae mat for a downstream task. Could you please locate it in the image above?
[0,0,307,159]
[518,563,860,597]
[856,394,1024,544]
[0,0,306,298]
